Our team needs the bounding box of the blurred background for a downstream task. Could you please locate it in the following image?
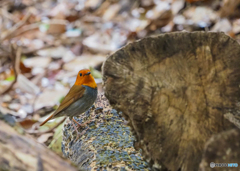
[0,0,240,151]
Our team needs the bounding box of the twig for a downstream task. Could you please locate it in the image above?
[11,22,40,38]
[0,1,12,8]
[1,11,31,41]
[1,8,15,21]
[0,45,21,95]
[27,117,66,135]
[14,46,21,74]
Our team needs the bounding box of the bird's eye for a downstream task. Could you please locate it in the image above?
[80,73,82,76]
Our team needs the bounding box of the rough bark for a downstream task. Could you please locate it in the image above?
[0,113,78,171]
[102,32,240,171]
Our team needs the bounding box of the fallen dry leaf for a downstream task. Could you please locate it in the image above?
[23,57,52,68]
[219,0,240,18]
[171,0,185,15]
[85,0,103,10]
[2,94,12,103]
[102,4,121,21]
[17,74,40,95]
[183,6,217,28]
[83,31,128,53]
[63,55,105,72]
[37,133,54,143]
[211,19,232,33]
[186,0,208,3]
[47,23,66,34]
[232,19,240,34]
[20,61,32,74]
[8,103,21,111]
[34,88,69,111]
[19,119,38,129]
[37,46,75,61]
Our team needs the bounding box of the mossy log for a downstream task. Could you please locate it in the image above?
[102,32,240,171]
[62,94,150,170]
[0,113,77,171]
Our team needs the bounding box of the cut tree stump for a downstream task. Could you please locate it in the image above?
[102,32,240,171]
[199,128,240,171]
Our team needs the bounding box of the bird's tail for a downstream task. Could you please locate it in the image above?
[39,113,55,126]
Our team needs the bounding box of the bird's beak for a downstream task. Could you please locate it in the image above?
[85,72,91,76]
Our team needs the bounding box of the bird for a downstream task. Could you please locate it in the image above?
[40,69,98,136]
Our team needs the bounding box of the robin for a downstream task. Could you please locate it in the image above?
[40,69,98,136]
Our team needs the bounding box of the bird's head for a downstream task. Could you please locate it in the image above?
[75,69,97,88]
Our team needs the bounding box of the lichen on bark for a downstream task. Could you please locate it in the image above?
[62,94,150,170]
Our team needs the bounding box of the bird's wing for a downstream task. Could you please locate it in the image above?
[53,85,86,117]
[40,85,85,126]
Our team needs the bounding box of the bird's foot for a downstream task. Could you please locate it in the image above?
[72,117,84,127]
[72,117,93,128]
[71,118,90,141]
[74,128,89,142]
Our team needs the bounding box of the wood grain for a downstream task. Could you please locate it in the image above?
[103,32,240,171]
[0,120,77,171]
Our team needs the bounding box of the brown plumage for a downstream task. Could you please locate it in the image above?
[40,69,98,130]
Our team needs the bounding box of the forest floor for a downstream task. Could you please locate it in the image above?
[0,0,239,155]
